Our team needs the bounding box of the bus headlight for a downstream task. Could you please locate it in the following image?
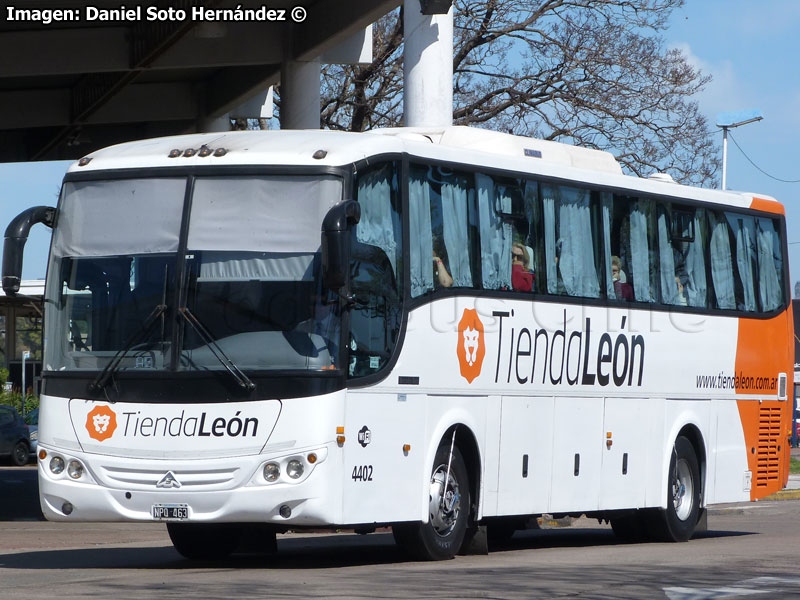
[50,456,65,474]
[286,459,304,479]
[263,462,280,482]
[67,460,84,480]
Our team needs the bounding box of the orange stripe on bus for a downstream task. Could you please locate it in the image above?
[749,197,785,215]
[735,308,794,499]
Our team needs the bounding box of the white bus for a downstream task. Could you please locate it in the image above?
[3,126,793,560]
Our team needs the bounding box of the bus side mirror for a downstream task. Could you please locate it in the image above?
[2,205,56,296]
[321,200,360,292]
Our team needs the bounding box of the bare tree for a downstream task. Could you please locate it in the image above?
[319,0,719,187]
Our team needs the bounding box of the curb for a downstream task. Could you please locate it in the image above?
[764,489,800,501]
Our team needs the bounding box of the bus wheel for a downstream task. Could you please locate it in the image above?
[167,523,242,560]
[649,436,701,542]
[393,444,471,560]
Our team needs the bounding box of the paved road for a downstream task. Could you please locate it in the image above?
[2,464,800,599]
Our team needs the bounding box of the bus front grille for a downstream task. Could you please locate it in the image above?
[100,465,241,490]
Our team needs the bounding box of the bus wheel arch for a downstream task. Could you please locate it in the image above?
[676,424,707,504]
[393,424,481,560]
[446,425,481,522]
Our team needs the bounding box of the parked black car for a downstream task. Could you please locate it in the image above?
[23,408,38,455]
[0,406,31,466]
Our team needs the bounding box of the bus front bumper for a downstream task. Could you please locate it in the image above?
[36,443,342,526]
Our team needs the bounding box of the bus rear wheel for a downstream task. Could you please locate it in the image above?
[167,523,243,560]
[647,436,701,542]
[393,443,471,561]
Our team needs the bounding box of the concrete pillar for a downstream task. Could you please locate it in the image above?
[281,59,321,129]
[198,114,232,132]
[403,0,453,128]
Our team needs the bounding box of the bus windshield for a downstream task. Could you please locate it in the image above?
[44,175,344,375]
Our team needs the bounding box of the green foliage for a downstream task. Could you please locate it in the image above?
[0,376,39,415]
[791,456,800,475]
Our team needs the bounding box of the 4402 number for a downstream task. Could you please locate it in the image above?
[351,465,373,482]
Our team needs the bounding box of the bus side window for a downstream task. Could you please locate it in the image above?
[667,206,710,309]
[656,204,687,306]
[626,198,658,303]
[707,210,738,310]
[409,164,478,296]
[350,162,403,377]
[475,174,512,290]
[541,183,601,298]
[726,212,761,312]
[755,217,783,312]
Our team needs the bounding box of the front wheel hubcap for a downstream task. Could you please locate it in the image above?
[428,463,461,537]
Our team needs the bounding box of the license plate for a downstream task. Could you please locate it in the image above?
[152,503,189,520]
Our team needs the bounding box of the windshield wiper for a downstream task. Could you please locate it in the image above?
[178,306,256,391]
[89,304,167,393]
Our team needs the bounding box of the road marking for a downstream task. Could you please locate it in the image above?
[665,576,800,599]
[665,586,768,599]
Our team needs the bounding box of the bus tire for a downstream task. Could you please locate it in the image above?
[393,444,471,561]
[167,523,242,560]
[648,436,701,542]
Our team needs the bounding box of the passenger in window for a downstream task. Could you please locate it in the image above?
[611,255,633,301]
[511,242,534,292]
[432,242,453,288]
[675,275,688,306]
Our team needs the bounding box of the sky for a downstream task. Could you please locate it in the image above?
[1,0,799,285]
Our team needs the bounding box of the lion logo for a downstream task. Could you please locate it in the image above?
[457,309,485,383]
[85,405,117,442]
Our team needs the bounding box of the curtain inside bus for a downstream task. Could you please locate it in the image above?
[542,184,600,298]
[708,211,736,310]
[441,177,473,288]
[476,174,512,290]
[355,165,399,275]
[629,201,653,302]
[409,175,434,297]
[657,209,679,305]
[683,211,708,308]
[52,179,185,257]
[757,218,782,311]
[733,215,758,312]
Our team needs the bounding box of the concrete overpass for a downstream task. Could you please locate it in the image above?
[0,0,400,162]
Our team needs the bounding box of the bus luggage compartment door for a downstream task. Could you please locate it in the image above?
[496,395,554,516]
[599,397,648,510]
[341,392,426,524]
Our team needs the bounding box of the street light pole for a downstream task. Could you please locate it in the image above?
[721,126,729,190]
[21,350,29,416]
[716,109,763,191]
